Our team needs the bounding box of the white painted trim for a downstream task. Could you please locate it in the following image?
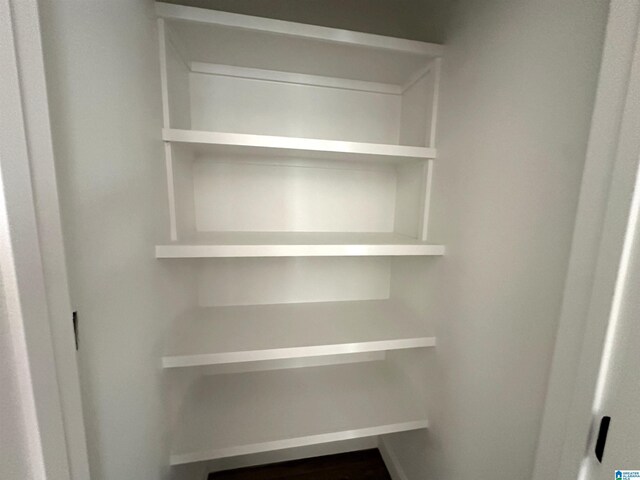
[428,58,442,148]
[378,438,410,480]
[533,1,640,478]
[155,2,444,57]
[0,1,89,478]
[171,421,429,466]
[164,142,179,241]
[158,19,170,128]
[163,128,437,161]
[190,62,403,95]
[420,160,434,242]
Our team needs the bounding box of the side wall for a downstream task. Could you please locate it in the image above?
[534,2,640,477]
[39,1,194,479]
[386,1,608,479]
[0,279,36,480]
[0,2,45,477]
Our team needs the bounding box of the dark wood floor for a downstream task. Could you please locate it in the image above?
[209,449,392,480]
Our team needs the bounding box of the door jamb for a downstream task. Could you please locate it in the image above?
[0,0,90,478]
[532,1,640,478]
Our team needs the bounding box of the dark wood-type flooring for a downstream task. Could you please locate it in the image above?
[208,449,392,480]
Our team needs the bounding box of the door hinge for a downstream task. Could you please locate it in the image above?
[72,311,79,350]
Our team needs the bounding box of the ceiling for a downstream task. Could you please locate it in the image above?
[161,0,456,44]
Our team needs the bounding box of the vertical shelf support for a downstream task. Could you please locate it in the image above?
[420,56,441,242]
[420,160,434,242]
[428,57,442,149]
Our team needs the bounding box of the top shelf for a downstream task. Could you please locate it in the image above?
[156,2,443,86]
[155,2,444,56]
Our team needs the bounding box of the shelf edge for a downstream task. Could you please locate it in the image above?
[169,420,429,465]
[155,2,444,57]
[155,243,446,258]
[163,337,437,368]
[162,129,437,160]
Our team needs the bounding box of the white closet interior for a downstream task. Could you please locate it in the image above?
[35,0,611,478]
[155,2,444,472]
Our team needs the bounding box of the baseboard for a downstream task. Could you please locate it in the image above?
[378,437,410,480]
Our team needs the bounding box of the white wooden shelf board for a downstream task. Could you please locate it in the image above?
[156,2,443,57]
[170,361,428,464]
[155,232,446,258]
[163,299,436,368]
[163,129,437,163]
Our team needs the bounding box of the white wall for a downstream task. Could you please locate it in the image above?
[0,2,42,477]
[0,278,36,480]
[399,1,608,479]
[533,2,640,477]
[39,1,194,479]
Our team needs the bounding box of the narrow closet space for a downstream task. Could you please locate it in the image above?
[154,2,444,474]
[29,0,611,478]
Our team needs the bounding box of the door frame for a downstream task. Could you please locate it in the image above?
[532,1,640,478]
[0,0,90,478]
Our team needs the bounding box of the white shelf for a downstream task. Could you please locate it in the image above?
[170,361,428,464]
[163,300,435,368]
[155,232,446,258]
[156,3,443,86]
[163,129,437,163]
[156,2,443,56]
